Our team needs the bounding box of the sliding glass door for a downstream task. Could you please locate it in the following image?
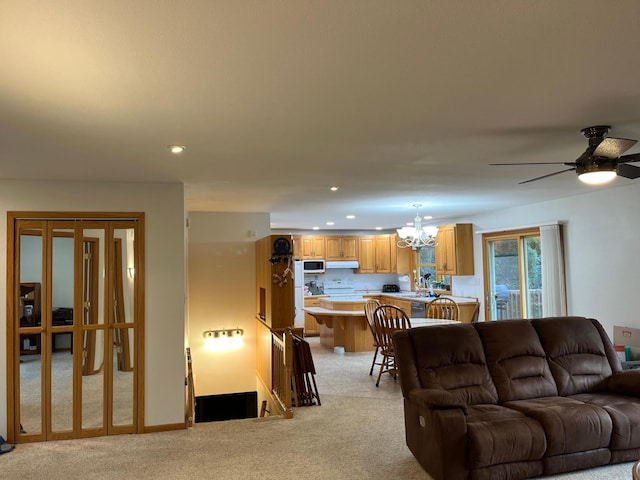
[483,228,541,321]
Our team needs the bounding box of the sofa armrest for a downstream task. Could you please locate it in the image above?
[403,396,468,480]
[408,388,468,413]
[606,370,640,396]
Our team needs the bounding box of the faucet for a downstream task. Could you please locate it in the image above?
[418,273,433,297]
[414,272,429,297]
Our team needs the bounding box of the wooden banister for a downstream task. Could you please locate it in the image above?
[271,328,294,419]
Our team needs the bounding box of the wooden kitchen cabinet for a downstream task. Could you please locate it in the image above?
[303,296,323,336]
[435,224,474,276]
[457,301,480,324]
[300,236,326,259]
[358,234,410,274]
[374,235,395,272]
[357,236,375,273]
[395,240,412,274]
[292,235,302,259]
[382,295,412,315]
[325,236,358,261]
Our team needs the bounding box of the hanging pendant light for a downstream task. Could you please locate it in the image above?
[396,204,438,250]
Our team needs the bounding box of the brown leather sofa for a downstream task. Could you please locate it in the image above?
[393,317,640,480]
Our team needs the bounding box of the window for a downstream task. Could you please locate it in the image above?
[416,246,450,291]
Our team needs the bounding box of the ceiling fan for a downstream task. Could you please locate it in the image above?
[491,125,640,185]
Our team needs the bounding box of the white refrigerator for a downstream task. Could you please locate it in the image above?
[293,260,305,328]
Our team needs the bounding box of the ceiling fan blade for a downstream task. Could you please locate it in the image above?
[617,163,640,179]
[490,162,574,166]
[593,137,637,158]
[518,168,576,184]
[618,153,640,164]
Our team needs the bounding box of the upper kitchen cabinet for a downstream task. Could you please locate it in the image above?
[292,235,302,259]
[358,234,410,274]
[300,236,326,259]
[435,224,474,275]
[325,236,358,261]
[357,236,376,273]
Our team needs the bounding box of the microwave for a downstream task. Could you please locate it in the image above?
[303,259,325,274]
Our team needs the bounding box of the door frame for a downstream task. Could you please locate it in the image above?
[482,227,539,321]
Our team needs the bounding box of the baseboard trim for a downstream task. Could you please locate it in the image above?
[143,422,186,434]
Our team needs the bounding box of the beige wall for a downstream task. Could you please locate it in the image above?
[186,212,270,396]
[0,179,186,437]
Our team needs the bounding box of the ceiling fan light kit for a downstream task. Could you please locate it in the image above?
[490,125,640,185]
[577,161,617,185]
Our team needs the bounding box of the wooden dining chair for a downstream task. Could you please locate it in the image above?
[364,299,382,376]
[426,297,460,321]
[373,305,411,387]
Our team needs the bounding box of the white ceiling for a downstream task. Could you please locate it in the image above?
[2,1,640,231]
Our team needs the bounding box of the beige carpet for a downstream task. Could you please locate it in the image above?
[19,351,134,433]
[2,338,635,479]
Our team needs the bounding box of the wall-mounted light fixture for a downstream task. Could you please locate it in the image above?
[203,328,244,351]
[203,328,244,340]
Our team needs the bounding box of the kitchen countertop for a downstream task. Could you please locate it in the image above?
[307,292,477,304]
[303,306,365,316]
[380,293,477,304]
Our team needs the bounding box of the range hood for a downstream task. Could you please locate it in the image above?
[325,260,359,269]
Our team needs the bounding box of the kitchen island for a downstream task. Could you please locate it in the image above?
[303,292,479,352]
[376,293,479,323]
[304,297,372,352]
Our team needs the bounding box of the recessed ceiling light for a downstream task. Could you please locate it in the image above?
[375,227,383,230]
[329,186,339,191]
[406,222,414,226]
[312,226,320,230]
[423,215,432,220]
[346,215,355,219]
[326,222,335,226]
[168,145,186,154]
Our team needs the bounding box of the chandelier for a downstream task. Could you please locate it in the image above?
[396,204,438,250]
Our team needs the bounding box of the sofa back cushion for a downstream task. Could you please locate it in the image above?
[406,323,499,405]
[475,320,558,401]
[532,317,616,396]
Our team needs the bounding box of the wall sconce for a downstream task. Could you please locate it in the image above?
[203,328,244,351]
[203,328,244,340]
[128,267,135,279]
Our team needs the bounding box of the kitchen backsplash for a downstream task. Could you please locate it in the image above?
[303,268,411,292]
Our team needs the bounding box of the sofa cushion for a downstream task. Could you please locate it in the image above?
[465,404,546,469]
[407,323,499,405]
[475,320,558,401]
[504,396,612,456]
[571,392,640,451]
[532,317,614,396]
